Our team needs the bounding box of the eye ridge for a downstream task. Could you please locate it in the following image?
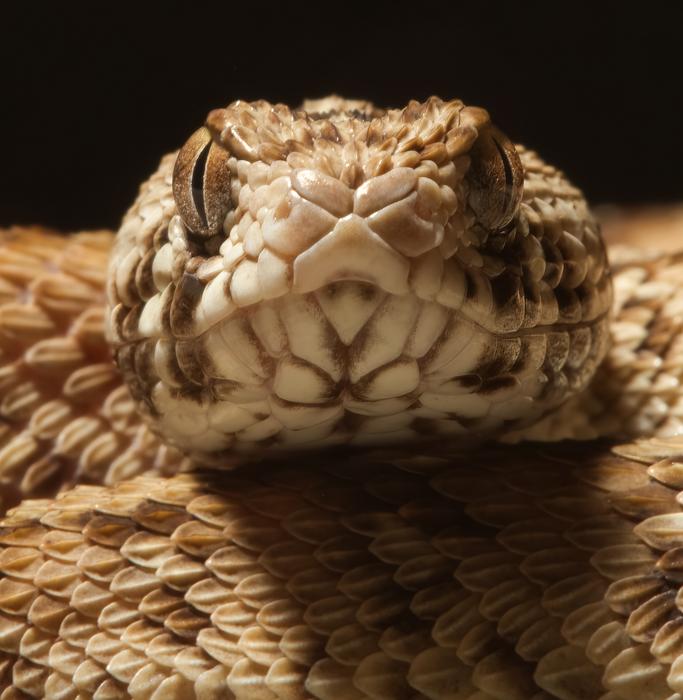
[191,140,211,231]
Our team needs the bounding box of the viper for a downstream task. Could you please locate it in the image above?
[0,96,682,699]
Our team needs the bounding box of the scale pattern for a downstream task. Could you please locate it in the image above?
[107,98,612,462]
[517,248,683,441]
[3,442,683,699]
[0,229,185,516]
[1,227,683,698]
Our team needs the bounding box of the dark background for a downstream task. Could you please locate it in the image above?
[1,3,681,231]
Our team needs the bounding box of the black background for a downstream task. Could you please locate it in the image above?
[1,3,682,231]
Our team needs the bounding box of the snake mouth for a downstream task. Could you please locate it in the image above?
[178,283,611,345]
[461,311,612,340]
[114,270,612,457]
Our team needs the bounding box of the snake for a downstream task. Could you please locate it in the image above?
[0,95,682,699]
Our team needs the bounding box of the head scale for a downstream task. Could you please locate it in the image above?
[171,97,525,247]
[107,96,611,463]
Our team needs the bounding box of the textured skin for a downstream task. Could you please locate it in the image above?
[2,442,679,700]
[1,225,683,698]
[107,98,612,462]
[512,245,683,442]
[0,94,681,700]
[0,229,186,517]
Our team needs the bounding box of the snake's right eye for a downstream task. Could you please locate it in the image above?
[172,127,231,237]
[466,125,524,232]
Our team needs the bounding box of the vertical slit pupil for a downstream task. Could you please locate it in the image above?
[493,136,514,214]
[191,141,211,229]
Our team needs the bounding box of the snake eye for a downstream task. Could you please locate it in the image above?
[172,127,232,237]
[466,125,524,231]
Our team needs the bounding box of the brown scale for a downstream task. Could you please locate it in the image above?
[5,436,683,699]
[2,169,683,698]
[106,99,613,461]
[0,228,188,518]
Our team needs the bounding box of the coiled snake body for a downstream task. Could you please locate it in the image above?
[0,97,682,699]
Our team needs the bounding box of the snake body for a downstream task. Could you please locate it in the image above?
[0,97,682,699]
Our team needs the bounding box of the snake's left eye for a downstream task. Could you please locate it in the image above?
[172,127,232,237]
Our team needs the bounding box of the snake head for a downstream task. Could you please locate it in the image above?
[110,96,609,461]
[170,97,525,261]
[171,98,528,286]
